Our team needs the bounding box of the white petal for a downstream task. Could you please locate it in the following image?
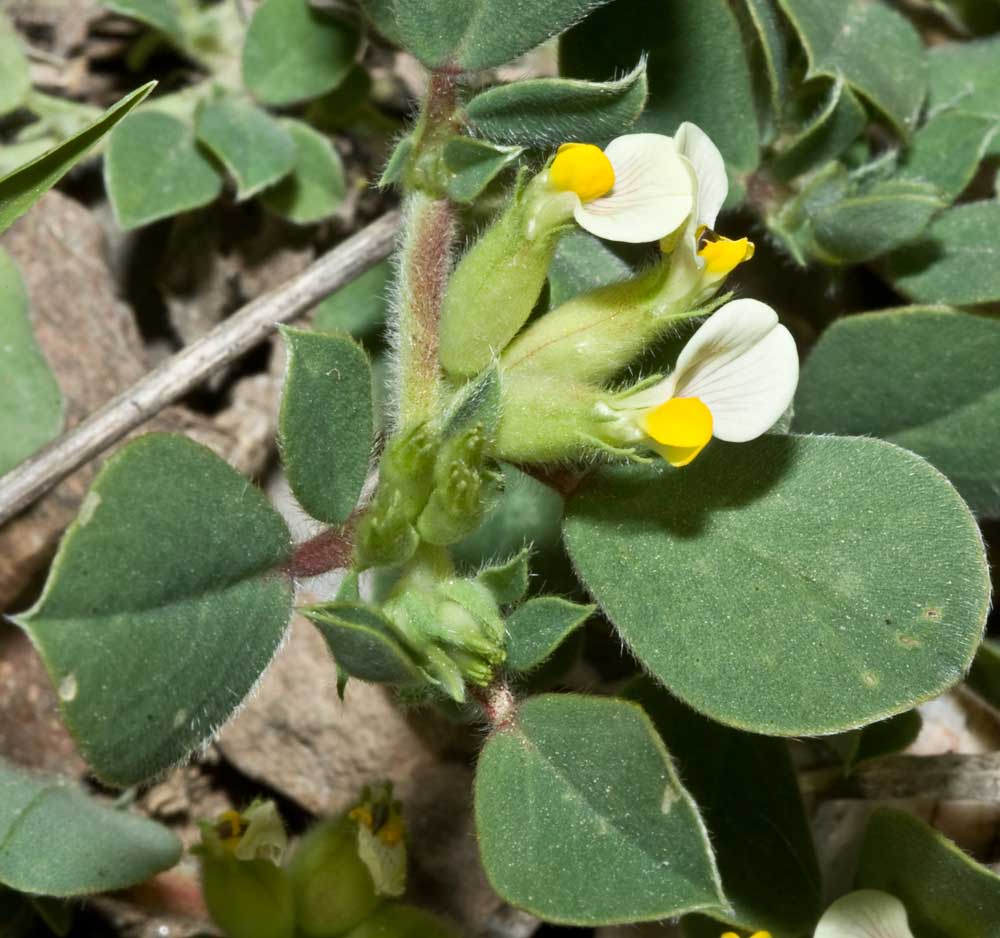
[574,133,693,243]
[675,122,728,229]
[814,890,915,938]
[672,299,799,442]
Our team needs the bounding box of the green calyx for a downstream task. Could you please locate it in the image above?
[438,172,574,379]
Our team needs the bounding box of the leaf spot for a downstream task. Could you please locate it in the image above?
[78,491,101,526]
[173,709,188,728]
[922,606,942,621]
[59,673,78,702]
[897,634,922,649]
[660,784,679,814]
[861,670,879,688]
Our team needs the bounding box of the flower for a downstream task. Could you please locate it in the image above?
[813,890,915,938]
[543,134,694,243]
[721,932,771,938]
[602,298,798,466]
[663,122,755,295]
[203,800,287,863]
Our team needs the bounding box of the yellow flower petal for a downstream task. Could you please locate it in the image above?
[697,227,755,275]
[550,142,616,202]
[643,396,713,467]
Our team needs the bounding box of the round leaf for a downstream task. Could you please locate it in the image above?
[261,119,346,225]
[105,111,222,230]
[0,759,181,896]
[243,0,361,106]
[475,694,725,925]
[16,434,294,787]
[196,97,296,201]
[564,435,990,736]
[278,327,372,525]
[885,202,1000,306]
[795,308,1000,518]
[856,808,1000,935]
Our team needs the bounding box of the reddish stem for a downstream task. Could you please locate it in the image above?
[286,524,354,579]
[470,680,518,732]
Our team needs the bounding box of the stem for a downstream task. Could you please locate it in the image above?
[286,524,355,579]
[470,679,517,732]
[391,72,459,429]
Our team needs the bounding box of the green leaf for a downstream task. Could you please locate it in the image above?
[776,0,926,136]
[261,119,346,225]
[463,62,647,147]
[102,0,186,45]
[372,0,615,72]
[928,37,1000,156]
[0,759,181,896]
[195,96,296,201]
[15,434,293,787]
[475,694,725,925]
[443,364,502,440]
[902,110,998,201]
[243,0,361,106]
[809,179,945,264]
[379,136,414,189]
[739,0,790,141]
[0,81,155,235]
[856,807,1000,935]
[301,601,423,685]
[0,14,30,115]
[771,79,866,182]
[312,259,391,344]
[548,229,630,308]
[968,639,1000,710]
[278,327,372,526]
[475,549,531,606]
[628,678,821,936]
[0,247,63,476]
[105,110,222,230]
[885,202,1000,306]
[505,597,593,672]
[561,0,760,173]
[564,435,989,736]
[442,137,523,204]
[794,307,1000,517]
[826,709,922,771]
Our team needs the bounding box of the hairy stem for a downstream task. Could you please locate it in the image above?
[390,71,459,429]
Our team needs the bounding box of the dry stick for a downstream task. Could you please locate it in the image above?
[802,751,1000,801]
[0,210,401,528]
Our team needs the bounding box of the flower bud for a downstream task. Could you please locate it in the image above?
[197,803,294,938]
[288,816,382,938]
[201,856,295,938]
[438,173,574,378]
[417,426,502,546]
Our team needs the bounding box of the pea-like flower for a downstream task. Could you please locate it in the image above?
[602,298,798,466]
[813,890,915,938]
[664,122,756,295]
[543,135,694,243]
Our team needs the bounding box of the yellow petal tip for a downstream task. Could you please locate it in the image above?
[550,142,615,202]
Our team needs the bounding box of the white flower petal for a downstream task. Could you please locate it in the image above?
[675,122,728,229]
[814,890,915,938]
[574,133,693,243]
[673,298,799,442]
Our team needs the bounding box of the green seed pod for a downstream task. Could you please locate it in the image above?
[344,903,461,938]
[201,856,295,938]
[288,817,382,938]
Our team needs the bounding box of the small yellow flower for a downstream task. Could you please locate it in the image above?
[202,800,287,864]
[544,133,694,243]
[603,299,798,466]
[721,932,772,938]
[663,122,756,295]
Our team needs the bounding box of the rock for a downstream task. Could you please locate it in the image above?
[0,624,86,776]
[0,192,279,610]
